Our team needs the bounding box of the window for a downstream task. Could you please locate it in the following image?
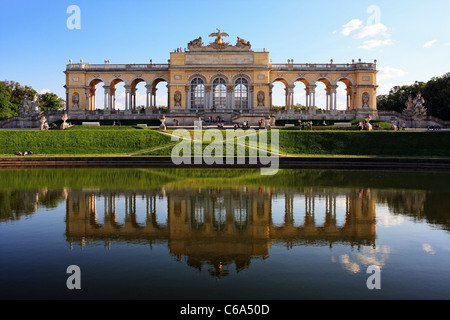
[213,77,227,109]
[190,77,205,110]
[234,77,249,109]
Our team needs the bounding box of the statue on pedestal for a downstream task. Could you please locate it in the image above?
[159,115,166,130]
[60,113,70,130]
[403,93,427,118]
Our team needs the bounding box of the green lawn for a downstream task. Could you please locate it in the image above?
[1,127,449,158]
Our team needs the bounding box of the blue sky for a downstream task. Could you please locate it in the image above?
[1,0,449,108]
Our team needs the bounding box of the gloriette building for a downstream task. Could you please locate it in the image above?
[62,30,378,125]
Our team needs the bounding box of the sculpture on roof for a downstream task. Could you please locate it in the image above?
[209,28,229,45]
[187,29,252,52]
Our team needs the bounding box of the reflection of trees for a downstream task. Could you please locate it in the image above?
[0,189,66,222]
[377,191,450,231]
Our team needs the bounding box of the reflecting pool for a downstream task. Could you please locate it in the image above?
[0,168,449,300]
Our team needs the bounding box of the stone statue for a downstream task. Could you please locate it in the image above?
[413,92,426,116]
[31,94,40,112]
[159,115,166,130]
[403,93,427,118]
[174,92,182,107]
[60,113,70,130]
[72,94,79,109]
[257,92,265,107]
[362,93,370,108]
[188,37,203,50]
[40,116,47,131]
[236,37,251,49]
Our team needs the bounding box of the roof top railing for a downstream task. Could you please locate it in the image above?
[270,63,376,71]
[66,63,170,71]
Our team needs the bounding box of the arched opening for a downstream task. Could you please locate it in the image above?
[293,79,308,111]
[212,77,227,110]
[314,78,332,111]
[152,79,168,111]
[335,78,353,111]
[110,78,125,110]
[190,77,205,111]
[271,79,288,111]
[88,79,104,110]
[131,78,147,111]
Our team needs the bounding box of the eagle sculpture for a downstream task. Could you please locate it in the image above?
[209,28,229,45]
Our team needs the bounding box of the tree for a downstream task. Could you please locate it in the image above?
[377,74,450,120]
[40,92,64,112]
[0,82,15,120]
[0,80,64,120]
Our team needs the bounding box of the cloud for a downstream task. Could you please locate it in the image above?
[377,67,407,81]
[341,19,363,36]
[423,40,437,48]
[422,244,435,255]
[358,39,393,49]
[39,89,50,94]
[356,24,388,39]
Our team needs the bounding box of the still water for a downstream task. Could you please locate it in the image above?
[0,168,449,300]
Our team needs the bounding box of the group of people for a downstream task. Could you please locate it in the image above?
[298,120,313,130]
[207,116,224,124]
[233,121,250,129]
[15,150,34,156]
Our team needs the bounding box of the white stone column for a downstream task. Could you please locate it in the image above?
[329,85,338,110]
[103,85,111,110]
[326,88,331,111]
[111,87,116,110]
[307,85,316,110]
[145,85,152,110]
[124,85,131,110]
[286,85,295,111]
[153,88,157,110]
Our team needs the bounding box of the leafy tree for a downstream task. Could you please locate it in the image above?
[40,92,64,112]
[0,82,15,120]
[377,74,450,120]
[0,80,64,120]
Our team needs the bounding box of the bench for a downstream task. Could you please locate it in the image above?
[285,124,295,127]
[334,122,352,127]
[137,124,147,127]
[82,122,100,126]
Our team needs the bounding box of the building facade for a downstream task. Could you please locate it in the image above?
[64,31,378,115]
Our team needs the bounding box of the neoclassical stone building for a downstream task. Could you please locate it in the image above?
[63,30,378,124]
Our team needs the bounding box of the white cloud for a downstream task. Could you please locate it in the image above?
[356,23,388,39]
[332,30,337,35]
[358,39,393,49]
[341,19,363,36]
[422,244,435,255]
[377,67,407,81]
[423,40,437,48]
[39,88,50,94]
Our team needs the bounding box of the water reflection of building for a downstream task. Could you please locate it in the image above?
[65,187,376,277]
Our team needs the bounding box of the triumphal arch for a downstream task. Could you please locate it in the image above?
[64,29,378,124]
